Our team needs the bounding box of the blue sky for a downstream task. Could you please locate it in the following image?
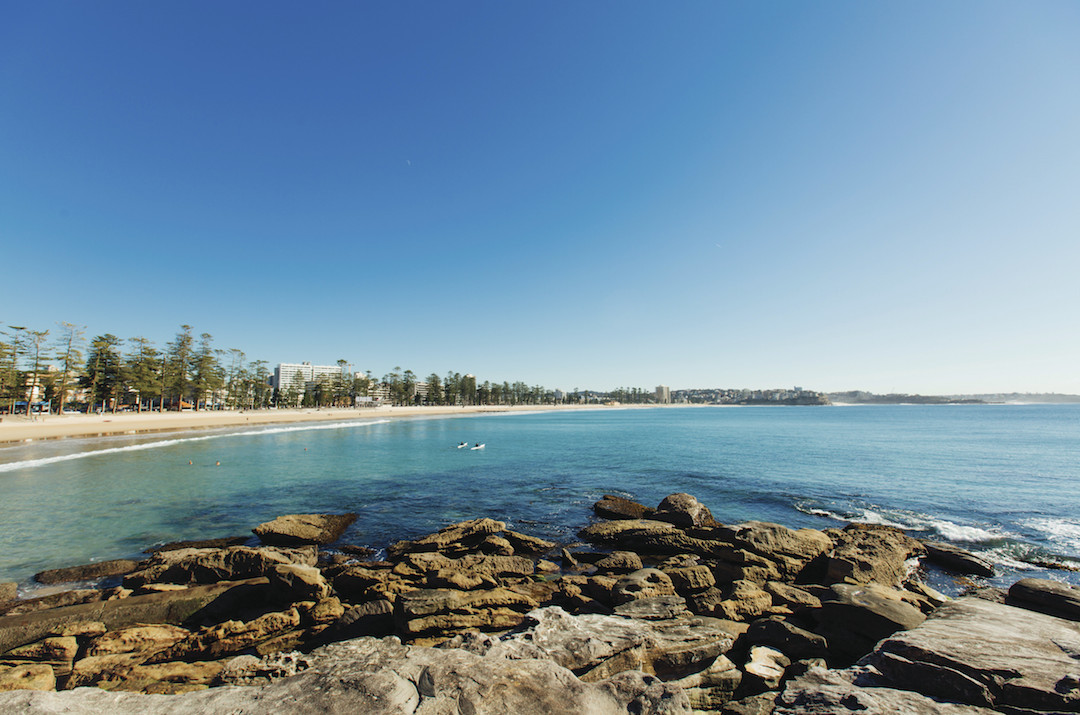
[2,2,1078,393]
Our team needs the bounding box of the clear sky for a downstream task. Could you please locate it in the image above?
[2,2,1078,394]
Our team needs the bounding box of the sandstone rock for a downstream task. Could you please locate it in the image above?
[396,588,540,639]
[424,569,497,591]
[85,624,191,656]
[48,620,107,639]
[0,663,54,692]
[745,616,828,661]
[396,551,536,580]
[612,569,676,605]
[107,660,224,693]
[123,546,315,587]
[253,513,357,546]
[147,608,302,662]
[813,583,925,662]
[34,559,142,586]
[561,548,579,568]
[775,666,997,714]
[665,565,715,594]
[868,596,1080,712]
[722,692,778,715]
[0,578,267,655]
[1,589,105,617]
[594,494,656,520]
[742,645,790,693]
[614,596,690,621]
[299,596,345,625]
[826,524,924,586]
[921,541,994,577]
[0,583,16,602]
[478,534,514,555]
[1008,577,1080,620]
[714,580,773,622]
[671,654,742,710]
[268,563,331,601]
[763,582,821,611]
[217,651,313,686]
[503,529,557,555]
[720,522,833,570]
[654,493,716,528]
[328,600,394,639]
[595,551,644,573]
[145,536,250,553]
[387,518,506,557]
[66,652,147,688]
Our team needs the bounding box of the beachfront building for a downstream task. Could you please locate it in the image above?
[272,362,345,392]
[655,385,671,404]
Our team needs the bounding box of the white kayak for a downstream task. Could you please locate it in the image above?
[456,443,468,449]
[470,444,485,450]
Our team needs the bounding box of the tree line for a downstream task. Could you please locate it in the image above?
[0,321,616,414]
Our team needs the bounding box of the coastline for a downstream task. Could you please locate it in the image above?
[0,403,646,446]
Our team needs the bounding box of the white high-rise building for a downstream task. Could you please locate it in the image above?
[655,385,671,404]
[273,362,345,391]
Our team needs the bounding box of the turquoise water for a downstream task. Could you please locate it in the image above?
[2,405,1079,593]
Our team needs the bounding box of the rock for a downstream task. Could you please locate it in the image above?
[654,493,716,528]
[664,565,715,594]
[338,544,376,558]
[742,645,790,693]
[252,513,357,547]
[502,529,556,555]
[123,546,315,587]
[745,617,828,661]
[328,600,395,639]
[84,624,190,656]
[714,580,773,622]
[0,590,106,617]
[0,663,54,692]
[0,583,15,602]
[387,518,506,557]
[1008,577,1080,620]
[722,692,778,715]
[48,621,107,639]
[594,494,656,520]
[775,666,997,714]
[595,551,644,573]
[561,548,579,568]
[0,578,267,655]
[614,596,690,621]
[217,651,313,686]
[424,569,498,591]
[396,588,540,639]
[1,636,78,678]
[722,522,833,570]
[922,541,995,577]
[146,608,301,662]
[671,654,742,710]
[868,596,1080,712]
[763,582,821,611]
[612,569,676,605]
[813,583,925,662]
[395,552,536,580]
[34,560,143,586]
[825,524,924,586]
[478,534,514,555]
[268,564,331,602]
[145,536,250,553]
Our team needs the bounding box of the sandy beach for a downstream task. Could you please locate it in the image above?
[0,404,626,445]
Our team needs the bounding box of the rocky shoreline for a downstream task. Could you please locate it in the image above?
[1,493,1078,713]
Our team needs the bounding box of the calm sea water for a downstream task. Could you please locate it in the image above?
[2,405,1078,594]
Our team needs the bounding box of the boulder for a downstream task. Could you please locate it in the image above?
[745,616,828,661]
[921,541,994,577]
[825,524,924,586]
[477,534,514,555]
[763,582,821,611]
[713,580,773,622]
[1,635,78,678]
[502,530,556,555]
[0,583,15,602]
[252,513,357,547]
[395,588,540,640]
[868,596,1080,712]
[84,624,190,656]
[1008,577,1080,620]
[613,596,690,621]
[723,692,778,715]
[813,583,925,662]
[0,663,55,692]
[593,495,656,520]
[671,654,742,710]
[595,551,644,574]
[612,569,676,605]
[123,546,315,587]
[721,522,833,569]
[146,608,301,662]
[268,564,331,602]
[664,565,715,594]
[742,645,790,693]
[654,493,716,528]
[387,518,506,557]
[775,666,997,714]
[34,559,143,586]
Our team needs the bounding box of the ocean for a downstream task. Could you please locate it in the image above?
[1,405,1078,595]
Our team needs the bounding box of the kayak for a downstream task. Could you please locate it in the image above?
[470,444,485,450]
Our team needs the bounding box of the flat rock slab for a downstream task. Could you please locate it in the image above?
[1008,577,1080,620]
[34,559,143,586]
[776,666,998,714]
[253,514,357,546]
[0,635,691,714]
[867,596,1080,712]
[922,541,994,577]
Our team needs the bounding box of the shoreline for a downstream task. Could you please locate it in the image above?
[0,403,651,446]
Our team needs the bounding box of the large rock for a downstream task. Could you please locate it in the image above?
[253,513,357,547]
[654,493,716,528]
[387,518,506,557]
[825,524,924,586]
[395,588,540,640]
[84,624,190,657]
[123,546,315,587]
[921,542,994,577]
[813,583,925,662]
[745,616,828,661]
[594,495,656,521]
[612,569,676,605]
[34,559,143,586]
[0,579,267,655]
[1008,577,1080,620]
[146,608,302,662]
[0,663,55,692]
[0,635,693,713]
[775,666,997,714]
[867,596,1080,712]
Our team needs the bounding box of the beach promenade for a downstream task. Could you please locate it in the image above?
[0,404,618,445]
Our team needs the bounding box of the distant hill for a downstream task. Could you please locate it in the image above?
[827,391,1080,405]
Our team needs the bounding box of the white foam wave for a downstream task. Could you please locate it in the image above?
[0,419,392,474]
[1022,518,1080,554]
[924,520,1002,543]
[796,503,1004,542]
